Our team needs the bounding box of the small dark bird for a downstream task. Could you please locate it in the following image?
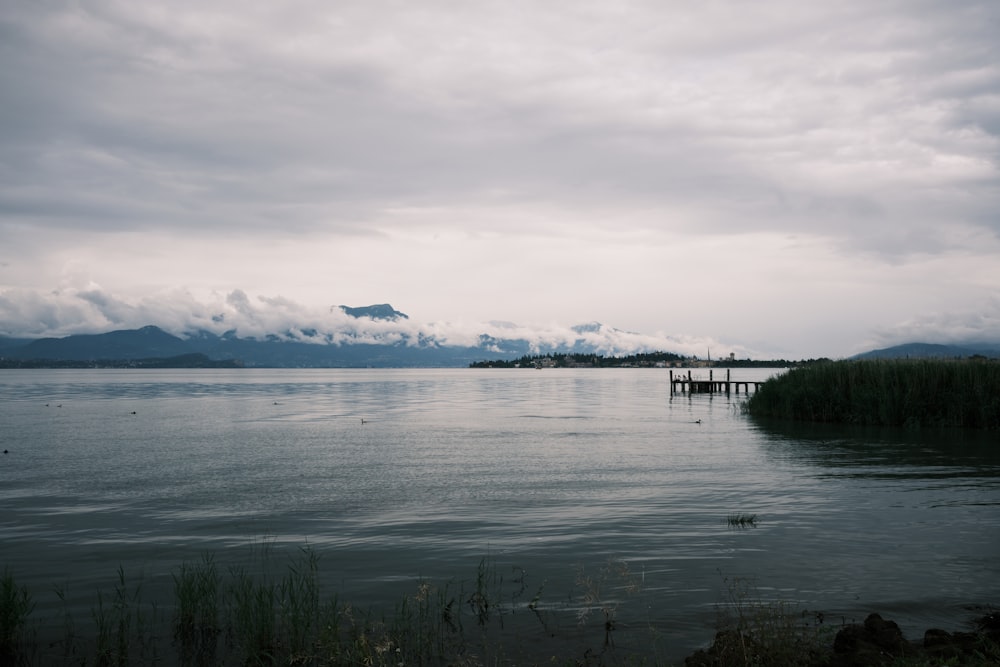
[3,449,8,455]
[694,419,702,424]
[361,418,367,424]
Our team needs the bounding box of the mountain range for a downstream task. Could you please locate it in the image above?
[1,304,998,367]
[0,304,636,367]
[850,342,1000,360]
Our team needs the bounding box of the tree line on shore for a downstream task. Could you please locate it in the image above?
[470,352,831,368]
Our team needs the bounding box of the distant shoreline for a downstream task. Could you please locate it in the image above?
[0,352,242,369]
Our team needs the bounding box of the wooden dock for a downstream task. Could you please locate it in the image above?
[669,369,765,394]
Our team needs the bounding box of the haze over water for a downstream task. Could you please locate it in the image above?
[2,368,998,663]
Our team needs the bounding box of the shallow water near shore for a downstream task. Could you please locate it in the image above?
[1,368,998,663]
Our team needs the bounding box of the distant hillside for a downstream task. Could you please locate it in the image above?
[0,325,486,368]
[0,353,242,369]
[853,342,1000,360]
[0,336,33,356]
[14,325,193,361]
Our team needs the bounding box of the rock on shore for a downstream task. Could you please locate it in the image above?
[685,610,999,666]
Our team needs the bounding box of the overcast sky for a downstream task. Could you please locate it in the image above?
[1,0,998,359]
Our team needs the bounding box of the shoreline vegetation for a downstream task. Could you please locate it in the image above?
[744,359,1000,430]
[2,550,997,667]
[469,353,831,369]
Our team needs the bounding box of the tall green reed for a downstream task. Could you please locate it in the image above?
[745,359,1000,428]
[91,565,159,666]
[1,568,35,663]
[173,553,221,665]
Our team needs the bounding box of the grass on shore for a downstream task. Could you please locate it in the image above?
[2,550,998,666]
[691,574,833,667]
[744,359,1000,429]
[1,548,652,667]
[1,568,35,659]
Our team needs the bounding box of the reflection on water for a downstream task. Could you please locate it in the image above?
[1,368,998,663]
[754,418,1000,478]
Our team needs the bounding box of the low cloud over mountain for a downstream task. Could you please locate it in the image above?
[865,296,1000,350]
[0,287,753,364]
[5,287,998,364]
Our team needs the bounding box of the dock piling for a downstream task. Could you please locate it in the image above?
[669,370,765,394]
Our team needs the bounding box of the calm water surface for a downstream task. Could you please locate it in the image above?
[1,368,998,662]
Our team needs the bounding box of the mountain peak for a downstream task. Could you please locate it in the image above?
[571,322,603,334]
[339,304,409,321]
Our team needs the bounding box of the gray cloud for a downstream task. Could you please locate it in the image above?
[869,295,1000,348]
[1,1,998,358]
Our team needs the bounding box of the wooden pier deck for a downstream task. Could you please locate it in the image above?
[669,369,765,394]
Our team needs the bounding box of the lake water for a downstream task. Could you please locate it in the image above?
[1,368,998,664]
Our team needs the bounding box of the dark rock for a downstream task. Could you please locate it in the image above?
[683,630,743,667]
[924,628,959,661]
[684,610,999,667]
[924,627,952,646]
[683,645,715,667]
[863,613,909,653]
[977,610,1000,637]
[831,613,915,666]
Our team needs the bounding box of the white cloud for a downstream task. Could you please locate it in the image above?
[0,285,762,359]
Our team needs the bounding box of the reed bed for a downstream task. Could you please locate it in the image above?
[744,359,1000,429]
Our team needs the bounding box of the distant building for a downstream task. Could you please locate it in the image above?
[535,357,557,369]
